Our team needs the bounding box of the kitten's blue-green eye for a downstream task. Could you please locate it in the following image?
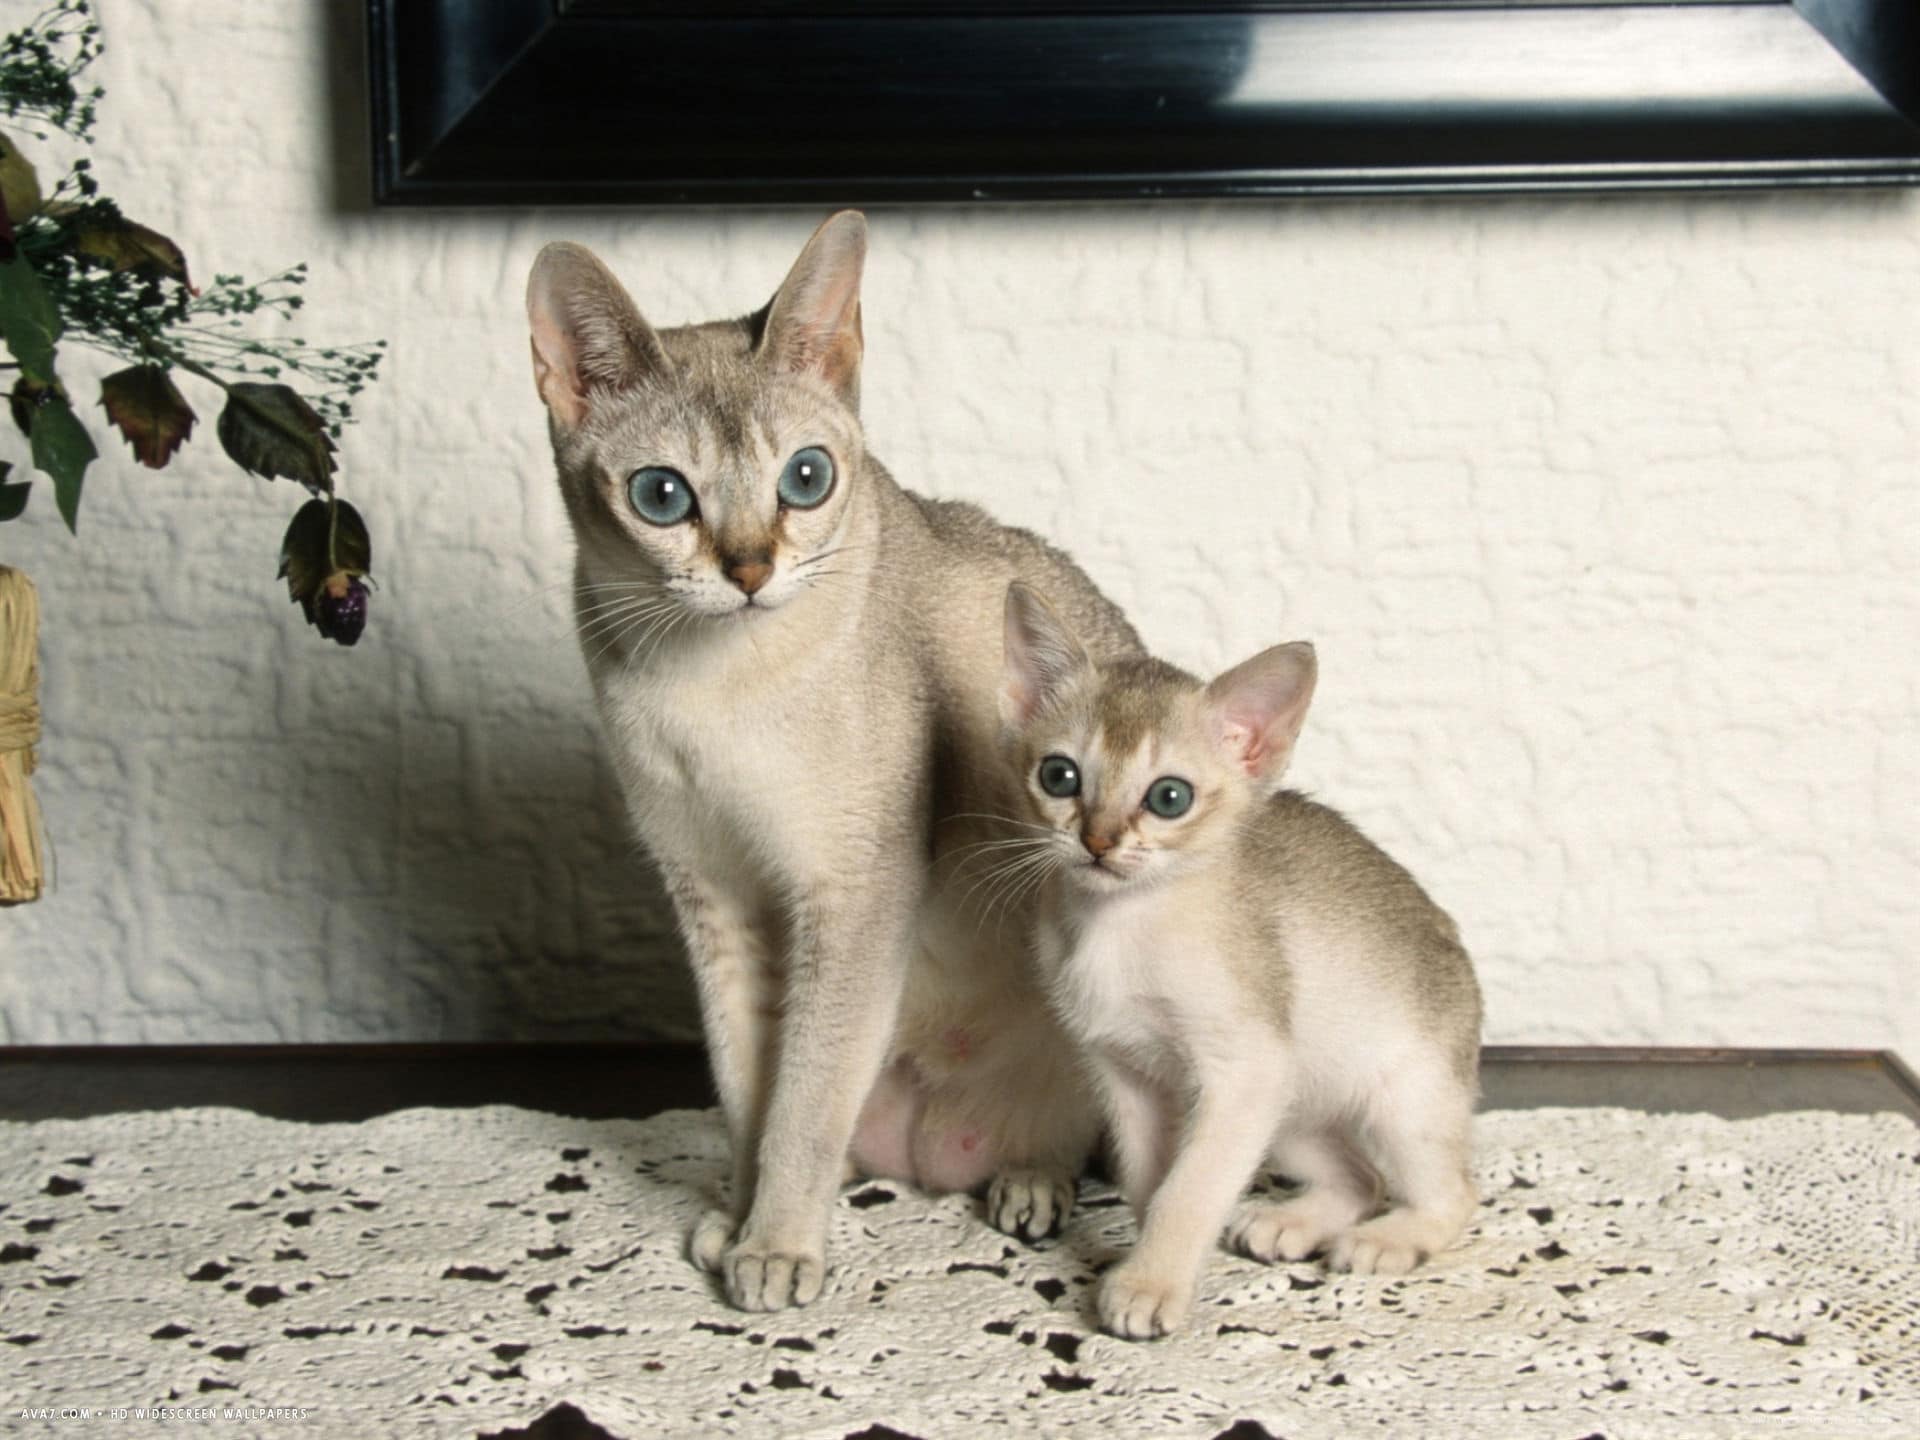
[1145,777,1194,819]
[777,446,836,510]
[1037,754,1081,799]
[628,467,695,526]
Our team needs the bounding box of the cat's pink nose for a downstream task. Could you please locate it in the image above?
[1082,832,1115,859]
[727,559,773,595]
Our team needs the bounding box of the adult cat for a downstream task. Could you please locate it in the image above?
[527,213,1141,1310]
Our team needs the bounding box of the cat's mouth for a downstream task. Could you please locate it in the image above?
[721,590,785,618]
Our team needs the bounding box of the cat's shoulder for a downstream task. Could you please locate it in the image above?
[1250,790,1404,880]
[1252,790,1467,953]
[900,489,1041,555]
[1262,788,1356,835]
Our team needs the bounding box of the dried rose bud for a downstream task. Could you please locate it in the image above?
[315,573,368,647]
[278,497,373,647]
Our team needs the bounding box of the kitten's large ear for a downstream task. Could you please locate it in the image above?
[526,242,671,431]
[1206,642,1317,786]
[1002,582,1091,730]
[758,211,867,409]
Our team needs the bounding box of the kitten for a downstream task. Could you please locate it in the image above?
[999,582,1482,1340]
[525,215,1140,1312]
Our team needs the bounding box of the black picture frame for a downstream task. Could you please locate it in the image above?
[367,1,1920,205]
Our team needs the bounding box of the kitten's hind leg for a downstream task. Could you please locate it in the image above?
[1329,1064,1477,1277]
[1225,1131,1378,1264]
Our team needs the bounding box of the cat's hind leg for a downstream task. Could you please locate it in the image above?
[1225,1130,1379,1264]
[958,1006,1103,1243]
[986,1168,1078,1244]
[1328,1058,1477,1277]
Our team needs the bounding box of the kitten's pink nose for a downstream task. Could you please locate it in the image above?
[727,558,773,595]
[1082,832,1115,859]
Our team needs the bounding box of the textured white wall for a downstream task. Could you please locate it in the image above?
[2,0,1915,1055]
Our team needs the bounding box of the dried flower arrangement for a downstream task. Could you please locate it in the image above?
[0,0,383,644]
[0,1,387,904]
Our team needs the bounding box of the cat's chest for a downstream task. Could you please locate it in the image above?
[597,660,783,796]
[588,629,917,876]
[1042,894,1209,1056]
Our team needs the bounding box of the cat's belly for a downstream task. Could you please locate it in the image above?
[847,1053,1002,1195]
[848,1056,927,1186]
[849,954,1099,1195]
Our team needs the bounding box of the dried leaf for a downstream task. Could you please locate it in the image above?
[0,250,61,382]
[0,459,27,521]
[99,364,197,468]
[217,382,335,491]
[330,497,372,577]
[71,213,193,290]
[26,385,97,533]
[278,495,370,595]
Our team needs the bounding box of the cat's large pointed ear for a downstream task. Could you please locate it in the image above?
[1002,582,1092,731]
[526,242,671,431]
[1206,642,1317,786]
[758,211,867,409]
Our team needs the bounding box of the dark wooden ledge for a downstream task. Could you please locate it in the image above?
[0,1043,1914,1125]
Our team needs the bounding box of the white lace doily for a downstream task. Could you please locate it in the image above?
[3,1104,1916,1438]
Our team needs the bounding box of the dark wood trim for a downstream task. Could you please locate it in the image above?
[1884,1048,1920,1111]
[0,1041,707,1063]
[3,1043,1915,1123]
[1484,1043,1909,1067]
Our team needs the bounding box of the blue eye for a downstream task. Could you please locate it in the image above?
[1038,755,1081,799]
[628,467,695,526]
[1145,777,1193,819]
[777,447,836,510]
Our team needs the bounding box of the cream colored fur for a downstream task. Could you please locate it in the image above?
[1001,584,1483,1340]
[526,216,1140,1312]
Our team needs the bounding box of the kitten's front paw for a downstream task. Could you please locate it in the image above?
[1328,1211,1435,1277]
[1096,1260,1192,1340]
[987,1168,1076,1243]
[723,1239,826,1312]
[688,1208,736,1273]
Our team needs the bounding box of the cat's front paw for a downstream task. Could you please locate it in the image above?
[688,1208,736,1273]
[723,1238,827,1312]
[1096,1260,1192,1340]
[987,1168,1076,1243]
